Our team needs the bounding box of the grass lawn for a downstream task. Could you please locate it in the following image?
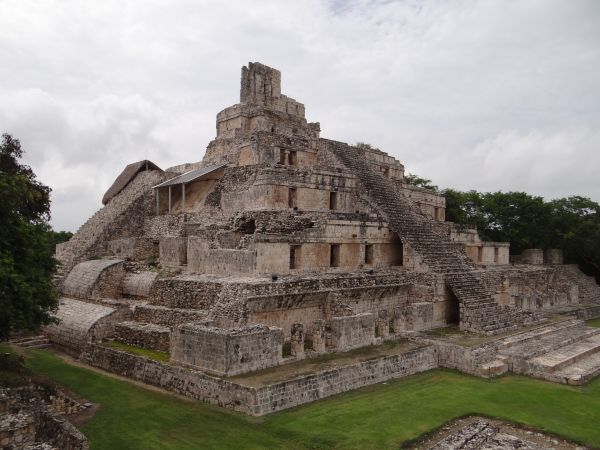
[107,341,169,362]
[20,348,600,450]
[587,318,600,328]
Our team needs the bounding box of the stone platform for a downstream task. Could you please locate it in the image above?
[416,316,600,385]
[79,339,437,416]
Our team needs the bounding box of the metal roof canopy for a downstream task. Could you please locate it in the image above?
[153,163,227,189]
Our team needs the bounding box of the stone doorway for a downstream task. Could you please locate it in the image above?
[446,288,460,325]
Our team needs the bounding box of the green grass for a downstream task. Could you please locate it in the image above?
[22,348,600,450]
[587,318,600,328]
[107,341,169,362]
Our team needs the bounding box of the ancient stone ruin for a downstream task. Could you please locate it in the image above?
[47,62,600,415]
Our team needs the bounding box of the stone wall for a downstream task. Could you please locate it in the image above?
[80,344,257,414]
[253,345,437,415]
[133,304,209,326]
[121,271,157,298]
[544,248,564,265]
[187,237,256,274]
[80,342,437,416]
[394,302,435,332]
[159,237,188,267]
[105,237,157,260]
[114,321,171,352]
[170,324,283,376]
[520,248,544,265]
[329,313,375,351]
[149,276,223,309]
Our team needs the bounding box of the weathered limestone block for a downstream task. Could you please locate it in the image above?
[311,320,326,353]
[121,271,157,298]
[544,248,564,265]
[45,298,120,352]
[133,304,209,326]
[520,249,544,265]
[106,237,157,260]
[330,313,375,351]
[62,259,124,299]
[170,323,283,376]
[290,323,304,357]
[394,302,434,332]
[377,309,390,338]
[114,321,171,352]
[159,237,187,267]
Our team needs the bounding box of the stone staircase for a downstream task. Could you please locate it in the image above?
[9,335,51,350]
[324,140,534,334]
[496,318,600,384]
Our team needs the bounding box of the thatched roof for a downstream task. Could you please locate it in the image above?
[102,160,162,205]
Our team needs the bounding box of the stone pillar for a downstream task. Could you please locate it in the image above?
[290,323,305,357]
[312,320,326,353]
[377,310,390,338]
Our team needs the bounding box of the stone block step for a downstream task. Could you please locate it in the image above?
[498,319,583,350]
[553,351,600,385]
[530,333,600,373]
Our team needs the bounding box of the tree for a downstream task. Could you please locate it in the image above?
[404,173,438,192]
[0,134,58,339]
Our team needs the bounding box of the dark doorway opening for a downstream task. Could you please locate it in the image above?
[446,288,460,325]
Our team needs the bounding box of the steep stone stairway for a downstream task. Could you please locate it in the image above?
[325,140,535,334]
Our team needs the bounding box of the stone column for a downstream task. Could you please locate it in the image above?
[290,323,305,358]
[312,320,326,353]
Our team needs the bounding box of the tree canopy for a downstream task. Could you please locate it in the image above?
[0,134,59,339]
[443,187,600,282]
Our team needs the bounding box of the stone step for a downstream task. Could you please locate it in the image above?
[553,351,600,385]
[529,333,600,373]
[498,319,584,350]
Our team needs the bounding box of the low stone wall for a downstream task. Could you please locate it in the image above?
[106,237,157,260]
[35,408,89,450]
[114,321,171,352]
[80,343,437,416]
[133,304,209,326]
[170,324,283,376]
[159,237,187,267]
[80,345,257,414]
[431,340,498,376]
[149,277,223,309]
[253,345,438,415]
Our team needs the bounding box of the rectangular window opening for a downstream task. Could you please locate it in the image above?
[279,149,286,165]
[365,244,374,265]
[330,244,340,268]
[329,191,338,210]
[477,246,483,263]
[290,245,301,269]
[494,247,499,263]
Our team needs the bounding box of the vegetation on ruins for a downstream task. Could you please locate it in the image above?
[443,189,600,281]
[0,134,59,340]
[21,347,600,449]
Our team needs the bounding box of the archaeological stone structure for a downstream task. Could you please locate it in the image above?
[49,62,600,415]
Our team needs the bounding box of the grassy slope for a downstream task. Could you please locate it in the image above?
[107,341,169,362]
[25,349,600,450]
[588,318,600,328]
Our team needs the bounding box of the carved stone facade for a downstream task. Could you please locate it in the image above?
[49,62,600,415]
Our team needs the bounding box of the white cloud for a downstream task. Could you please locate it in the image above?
[0,0,599,230]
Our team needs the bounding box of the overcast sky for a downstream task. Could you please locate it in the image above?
[1,0,599,231]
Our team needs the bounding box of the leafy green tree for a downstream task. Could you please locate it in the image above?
[404,173,438,192]
[0,134,58,340]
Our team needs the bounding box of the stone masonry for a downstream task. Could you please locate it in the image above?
[48,61,600,415]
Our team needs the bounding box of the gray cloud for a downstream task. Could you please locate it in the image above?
[1,0,599,231]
